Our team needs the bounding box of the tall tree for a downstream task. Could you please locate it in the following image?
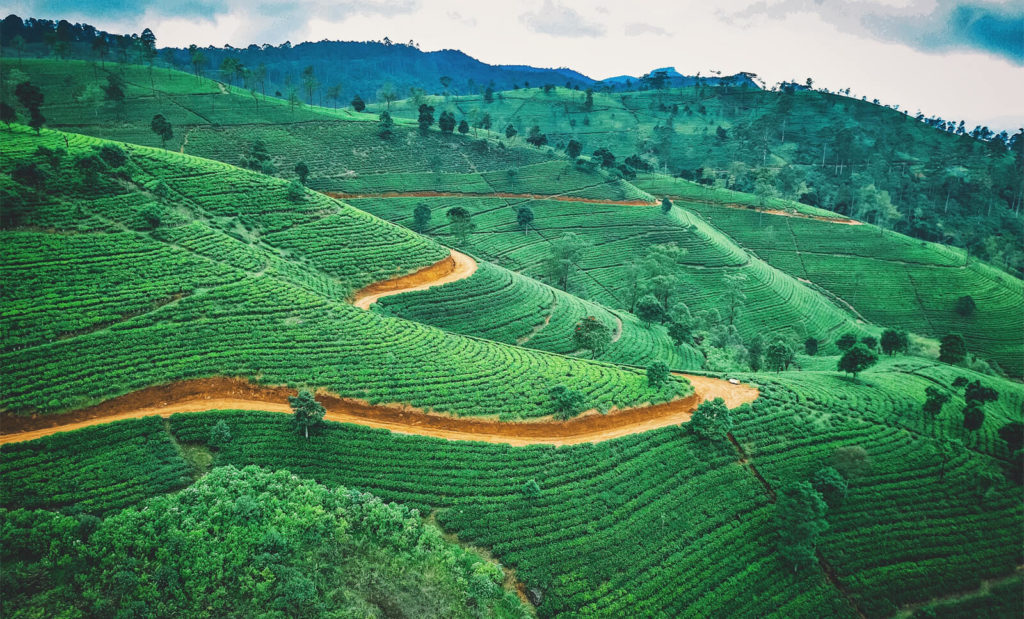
[573,316,612,358]
[765,341,794,373]
[149,114,173,149]
[351,94,366,112]
[14,82,44,134]
[516,206,534,234]
[837,344,877,379]
[690,397,733,441]
[880,329,908,355]
[775,481,829,571]
[301,65,318,104]
[543,232,588,290]
[413,203,432,232]
[939,334,967,365]
[288,390,325,440]
[445,206,475,244]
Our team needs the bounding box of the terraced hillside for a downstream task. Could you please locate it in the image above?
[4,358,1021,617]
[350,192,874,354]
[639,176,1024,376]
[374,84,1024,274]
[0,126,688,418]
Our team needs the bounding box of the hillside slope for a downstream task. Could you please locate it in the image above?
[0,126,687,418]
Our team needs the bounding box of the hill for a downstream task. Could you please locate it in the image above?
[0,125,689,418]
[374,84,1024,274]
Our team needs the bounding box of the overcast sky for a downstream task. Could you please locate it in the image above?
[10,0,1024,131]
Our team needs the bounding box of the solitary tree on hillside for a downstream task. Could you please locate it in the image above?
[150,114,173,149]
[516,206,534,233]
[661,197,673,213]
[458,119,469,134]
[526,125,548,147]
[573,316,612,358]
[351,94,366,112]
[690,397,733,441]
[326,84,342,110]
[418,103,435,133]
[505,123,517,140]
[998,421,1024,453]
[584,88,593,110]
[294,161,309,185]
[880,329,908,356]
[647,361,670,388]
[549,384,585,420]
[413,203,432,232]
[288,390,325,440]
[939,334,967,365]
[954,295,977,317]
[438,111,456,134]
[775,481,829,572]
[804,337,819,356]
[811,467,848,509]
[567,139,582,159]
[923,386,951,416]
[14,82,45,134]
[543,232,588,290]
[446,206,475,245]
[836,333,858,351]
[377,111,394,138]
[1,102,16,129]
[377,84,397,110]
[837,344,877,379]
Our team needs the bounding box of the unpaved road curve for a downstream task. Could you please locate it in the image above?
[352,249,477,309]
[0,376,758,447]
[328,191,655,207]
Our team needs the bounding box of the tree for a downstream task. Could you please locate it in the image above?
[954,295,976,317]
[288,390,325,440]
[526,125,547,147]
[516,206,534,233]
[292,161,310,185]
[660,197,673,213]
[668,320,693,347]
[804,337,818,356]
[439,75,452,94]
[220,57,240,87]
[880,329,908,355]
[351,94,366,112]
[860,336,877,350]
[11,163,47,191]
[811,467,848,509]
[505,123,517,140]
[573,316,612,357]
[458,119,469,134]
[549,384,585,420]
[140,28,157,65]
[326,84,342,110]
[567,139,582,158]
[438,111,456,134]
[837,344,877,378]
[377,111,394,138]
[690,397,733,441]
[939,334,967,364]
[0,102,16,128]
[150,114,173,149]
[719,273,747,326]
[209,420,232,448]
[765,341,795,373]
[286,180,305,202]
[14,81,44,134]
[998,422,1024,453]
[416,103,435,133]
[635,294,666,325]
[446,206,475,244]
[521,479,541,499]
[413,203,432,232]
[484,86,494,103]
[377,84,397,110]
[832,445,871,478]
[836,333,858,351]
[964,380,998,406]
[963,404,985,431]
[188,45,206,78]
[91,35,109,66]
[592,148,615,168]
[584,88,594,110]
[923,386,951,416]
[543,233,588,290]
[647,361,670,388]
[775,481,829,571]
[299,65,318,104]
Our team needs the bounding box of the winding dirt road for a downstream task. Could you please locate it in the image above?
[2,240,759,447]
[0,376,757,446]
[352,249,477,309]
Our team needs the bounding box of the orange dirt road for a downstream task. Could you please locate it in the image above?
[328,191,655,207]
[0,375,758,447]
[352,249,477,309]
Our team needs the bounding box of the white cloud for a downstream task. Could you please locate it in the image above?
[624,23,670,37]
[519,0,606,37]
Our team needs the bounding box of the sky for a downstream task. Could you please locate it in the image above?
[8,0,1024,131]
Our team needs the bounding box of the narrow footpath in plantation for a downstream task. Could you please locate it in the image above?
[2,244,758,446]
